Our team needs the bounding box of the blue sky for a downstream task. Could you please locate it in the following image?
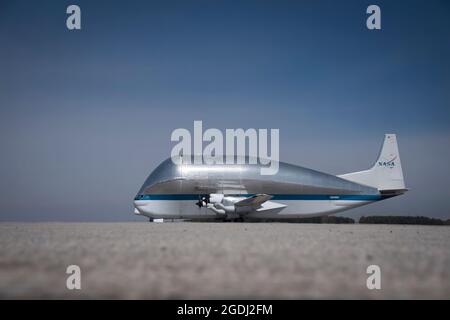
[0,0,449,221]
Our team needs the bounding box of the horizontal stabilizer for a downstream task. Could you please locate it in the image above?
[255,201,287,213]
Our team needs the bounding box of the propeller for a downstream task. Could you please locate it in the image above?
[195,195,210,208]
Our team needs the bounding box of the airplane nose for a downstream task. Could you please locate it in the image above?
[134,200,145,208]
[134,200,149,215]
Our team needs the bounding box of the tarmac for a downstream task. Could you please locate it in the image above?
[0,222,449,299]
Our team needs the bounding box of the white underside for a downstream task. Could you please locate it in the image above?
[134,199,374,220]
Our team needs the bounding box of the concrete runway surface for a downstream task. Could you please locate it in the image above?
[0,222,449,299]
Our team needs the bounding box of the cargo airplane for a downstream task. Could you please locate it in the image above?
[134,134,407,221]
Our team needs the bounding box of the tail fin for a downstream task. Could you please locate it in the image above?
[338,134,406,192]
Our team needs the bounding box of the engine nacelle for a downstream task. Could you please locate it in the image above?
[206,194,253,217]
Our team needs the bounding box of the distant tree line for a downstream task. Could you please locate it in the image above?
[253,216,355,224]
[293,216,355,224]
[245,215,450,225]
[190,215,450,225]
[359,216,450,225]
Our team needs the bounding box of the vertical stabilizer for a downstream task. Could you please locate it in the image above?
[338,134,406,191]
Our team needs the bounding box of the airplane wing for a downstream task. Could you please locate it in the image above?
[205,193,287,216]
[234,194,273,208]
[234,194,287,215]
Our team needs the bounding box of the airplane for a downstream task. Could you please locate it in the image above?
[134,134,407,222]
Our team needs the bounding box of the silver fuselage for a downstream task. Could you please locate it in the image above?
[134,156,385,220]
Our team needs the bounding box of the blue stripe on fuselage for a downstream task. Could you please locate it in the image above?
[134,194,383,201]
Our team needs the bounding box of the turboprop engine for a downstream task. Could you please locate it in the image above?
[207,194,240,216]
[196,193,286,219]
